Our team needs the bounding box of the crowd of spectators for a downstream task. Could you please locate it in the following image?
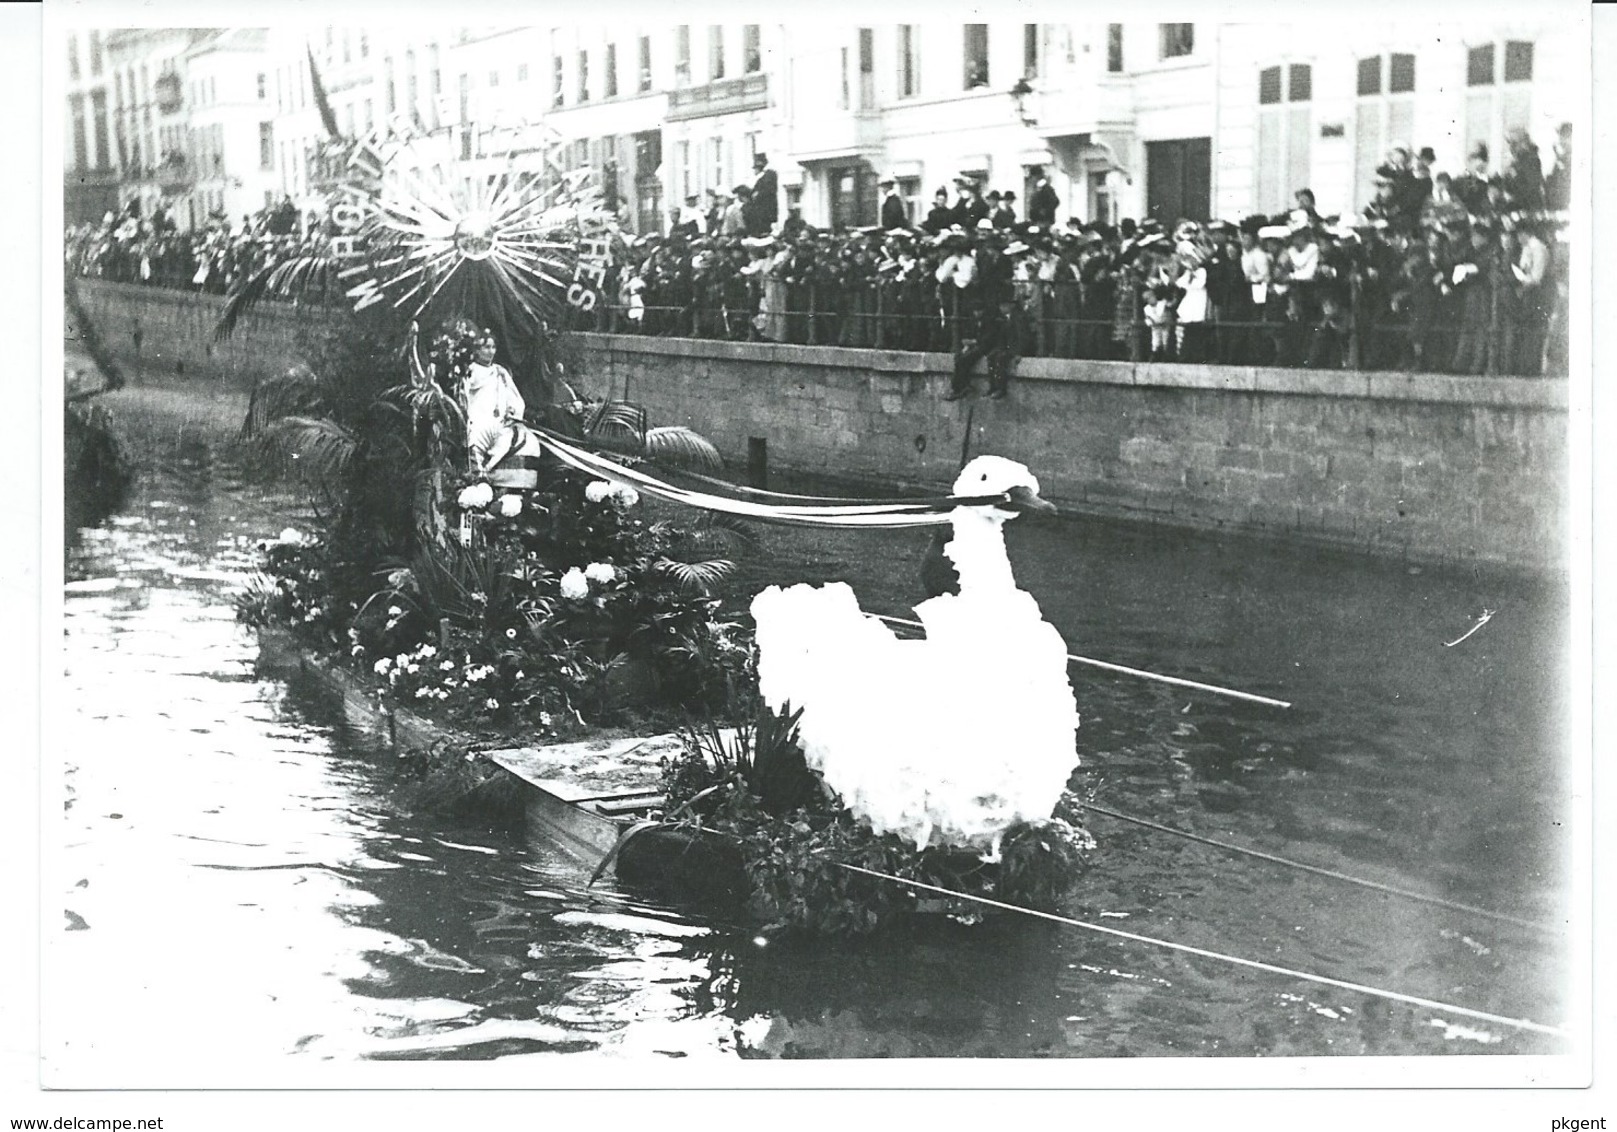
[66,196,323,296]
[66,126,1571,379]
[595,126,1570,379]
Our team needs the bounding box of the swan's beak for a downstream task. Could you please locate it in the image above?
[1002,484,1056,517]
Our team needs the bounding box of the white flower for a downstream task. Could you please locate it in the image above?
[495,494,523,519]
[277,527,305,545]
[505,627,518,639]
[515,671,525,681]
[560,567,589,600]
[415,687,430,699]
[484,698,500,710]
[386,568,412,589]
[374,658,392,674]
[584,480,613,504]
[457,482,495,510]
[418,644,437,657]
[539,711,553,727]
[440,660,455,671]
[351,645,365,657]
[405,663,419,674]
[611,485,640,508]
[583,562,616,586]
[387,605,402,617]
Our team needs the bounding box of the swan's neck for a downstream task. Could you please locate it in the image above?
[944,508,1017,594]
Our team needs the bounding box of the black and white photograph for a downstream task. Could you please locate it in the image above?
[9,0,1608,1122]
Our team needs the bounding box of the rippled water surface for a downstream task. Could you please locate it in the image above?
[49,397,1572,1081]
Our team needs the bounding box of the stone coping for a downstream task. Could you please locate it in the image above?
[75,282,1565,411]
[579,332,1567,410]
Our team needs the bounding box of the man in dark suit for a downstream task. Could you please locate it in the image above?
[879,176,908,230]
[1027,167,1060,226]
[746,152,779,236]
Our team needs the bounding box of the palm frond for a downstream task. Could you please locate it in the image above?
[687,511,759,553]
[642,426,724,470]
[382,380,467,436]
[584,399,648,441]
[214,253,333,342]
[260,415,359,485]
[240,366,327,441]
[654,557,736,596]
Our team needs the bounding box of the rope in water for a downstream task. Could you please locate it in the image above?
[834,863,1567,1040]
[871,613,1292,709]
[1074,801,1557,936]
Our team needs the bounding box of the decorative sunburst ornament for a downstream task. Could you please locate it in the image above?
[322,128,620,335]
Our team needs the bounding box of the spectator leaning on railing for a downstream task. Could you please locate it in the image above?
[72,143,1571,384]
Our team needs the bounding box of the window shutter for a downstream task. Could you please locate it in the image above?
[1287,105,1311,200]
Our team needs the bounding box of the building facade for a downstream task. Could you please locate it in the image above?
[64,19,1582,235]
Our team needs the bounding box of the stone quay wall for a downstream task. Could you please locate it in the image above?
[72,280,1568,572]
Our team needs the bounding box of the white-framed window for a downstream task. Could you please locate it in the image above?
[1353,52,1416,210]
[578,51,589,102]
[604,44,617,97]
[743,25,761,74]
[898,25,920,98]
[1107,24,1124,73]
[1255,62,1312,215]
[1159,24,1194,60]
[858,28,874,109]
[639,36,653,92]
[709,26,725,81]
[552,56,564,108]
[963,24,988,89]
[677,139,691,199]
[839,46,850,110]
[1024,24,1040,79]
[710,136,724,192]
[897,175,921,224]
[675,25,691,87]
[1465,39,1534,172]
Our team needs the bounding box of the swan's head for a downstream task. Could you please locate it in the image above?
[952,455,1055,519]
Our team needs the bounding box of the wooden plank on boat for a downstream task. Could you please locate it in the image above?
[486,734,685,802]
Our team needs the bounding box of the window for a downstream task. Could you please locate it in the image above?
[963,24,988,89]
[677,139,691,199]
[68,35,80,81]
[362,98,372,133]
[743,25,761,73]
[1024,24,1039,79]
[1255,62,1312,214]
[458,72,470,124]
[578,51,589,101]
[359,33,368,58]
[1504,40,1534,82]
[675,25,691,86]
[343,30,352,64]
[898,25,920,97]
[858,28,874,109]
[638,36,652,92]
[1354,54,1416,208]
[409,50,422,121]
[1159,23,1194,60]
[260,121,274,170]
[1466,40,1535,168]
[518,62,529,82]
[90,90,108,169]
[1107,24,1124,73]
[897,175,921,224]
[553,56,564,107]
[710,136,724,192]
[709,26,724,81]
[605,44,617,97]
[385,58,396,113]
[489,69,500,88]
[88,30,102,76]
[839,46,850,110]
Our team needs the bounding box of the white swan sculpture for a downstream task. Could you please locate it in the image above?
[750,456,1080,856]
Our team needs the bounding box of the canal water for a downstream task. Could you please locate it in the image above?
[49,382,1572,1080]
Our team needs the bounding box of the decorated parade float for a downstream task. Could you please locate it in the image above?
[222,118,1094,936]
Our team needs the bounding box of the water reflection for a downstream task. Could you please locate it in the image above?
[52,444,1571,1078]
